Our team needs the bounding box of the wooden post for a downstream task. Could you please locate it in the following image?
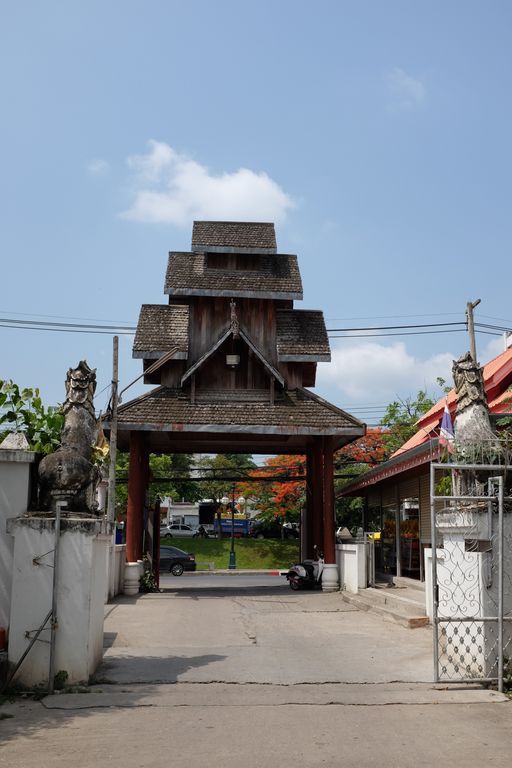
[322,437,336,564]
[305,447,315,559]
[311,438,324,554]
[106,335,119,528]
[126,431,147,563]
[466,298,481,362]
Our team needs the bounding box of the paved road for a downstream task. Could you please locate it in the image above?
[159,571,287,590]
[1,574,511,767]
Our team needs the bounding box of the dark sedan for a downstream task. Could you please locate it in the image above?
[159,545,197,576]
[250,521,300,540]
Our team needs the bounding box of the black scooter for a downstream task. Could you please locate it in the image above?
[286,548,325,590]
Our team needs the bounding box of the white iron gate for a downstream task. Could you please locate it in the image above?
[430,459,512,692]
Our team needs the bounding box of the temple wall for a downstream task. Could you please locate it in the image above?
[0,449,36,633]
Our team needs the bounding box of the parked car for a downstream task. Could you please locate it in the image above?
[335,526,354,542]
[161,523,199,538]
[159,545,196,576]
[283,522,300,533]
[250,520,299,540]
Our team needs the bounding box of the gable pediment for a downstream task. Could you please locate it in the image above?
[181,325,284,388]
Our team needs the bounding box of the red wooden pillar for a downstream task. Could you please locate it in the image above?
[305,447,315,559]
[311,438,324,555]
[322,437,336,564]
[126,431,148,563]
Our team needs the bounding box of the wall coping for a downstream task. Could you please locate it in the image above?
[7,516,104,536]
[0,449,37,464]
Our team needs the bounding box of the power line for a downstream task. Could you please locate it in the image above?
[325,312,461,321]
[329,329,469,338]
[327,322,467,332]
[0,322,134,336]
[0,315,508,340]
[0,309,134,324]
[479,314,512,325]
[0,316,135,331]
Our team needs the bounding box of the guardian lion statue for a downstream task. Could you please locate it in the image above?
[38,361,100,513]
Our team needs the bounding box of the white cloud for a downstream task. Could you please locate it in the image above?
[386,67,427,110]
[121,140,296,226]
[481,335,509,362]
[87,158,110,176]
[318,341,454,402]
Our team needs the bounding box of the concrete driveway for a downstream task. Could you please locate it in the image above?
[1,574,511,768]
[98,573,434,685]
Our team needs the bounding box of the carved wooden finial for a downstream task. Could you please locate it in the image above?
[230,299,240,339]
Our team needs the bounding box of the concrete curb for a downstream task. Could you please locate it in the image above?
[186,569,286,576]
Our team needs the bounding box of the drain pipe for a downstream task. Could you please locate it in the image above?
[48,499,66,694]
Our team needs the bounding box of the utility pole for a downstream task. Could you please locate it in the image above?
[466,299,481,362]
[107,335,119,528]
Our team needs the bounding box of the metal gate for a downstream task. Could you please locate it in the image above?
[430,457,512,692]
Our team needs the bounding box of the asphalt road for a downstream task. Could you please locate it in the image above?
[159,571,287,590]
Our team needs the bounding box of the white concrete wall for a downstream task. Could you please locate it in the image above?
[107,543,126,600]
[424,548,438,622]
[7,517,108,687]
[336,542,367,593]
[0,450,36,634]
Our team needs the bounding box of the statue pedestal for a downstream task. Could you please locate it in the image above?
[6,515,109,687]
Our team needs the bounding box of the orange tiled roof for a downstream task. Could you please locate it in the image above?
[392,346,512,458]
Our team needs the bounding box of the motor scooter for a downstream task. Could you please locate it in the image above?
[286,548,324,590]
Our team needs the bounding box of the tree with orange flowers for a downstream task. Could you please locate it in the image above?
[237,454,305,523]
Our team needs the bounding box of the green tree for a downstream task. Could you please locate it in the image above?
[115,452,200,513]
[379,388,437,455]
[196,453,256,503]
[151,453,201,503]
[237,454,306,523]
[334,429,388,532]
[0,379,64,454]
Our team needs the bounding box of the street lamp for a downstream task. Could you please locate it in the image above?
[229,483,237,570]
[220,495,229,542]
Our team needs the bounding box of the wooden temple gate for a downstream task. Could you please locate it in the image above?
[106,222,365,586]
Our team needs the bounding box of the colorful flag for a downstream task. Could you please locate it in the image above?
[439,402,455,453]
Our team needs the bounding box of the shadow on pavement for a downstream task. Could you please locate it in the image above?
[157,584,291,599]
[0,652,227,746]
[94,652,227,685]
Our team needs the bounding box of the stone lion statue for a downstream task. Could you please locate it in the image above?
[38,361,100,514]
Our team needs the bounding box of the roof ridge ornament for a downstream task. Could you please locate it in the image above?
[230,299,240,339]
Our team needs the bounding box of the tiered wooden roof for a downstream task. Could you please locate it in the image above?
[164,251,303,299]
[112,221,365,453]
[133,305,189,359]
[191,221,277,252]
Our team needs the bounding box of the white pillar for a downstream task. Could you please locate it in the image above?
[7,516,108,687]
[0,448,36,635]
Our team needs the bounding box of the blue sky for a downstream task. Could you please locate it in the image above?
[2,1,512,425]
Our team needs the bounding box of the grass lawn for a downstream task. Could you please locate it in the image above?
[161,535,299,570]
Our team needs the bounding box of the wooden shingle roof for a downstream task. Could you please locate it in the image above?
[192,221,277,253]
[115,386,364,435]
[164,252,303,299]
[133,304,189,359]
[276,310,331,361]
